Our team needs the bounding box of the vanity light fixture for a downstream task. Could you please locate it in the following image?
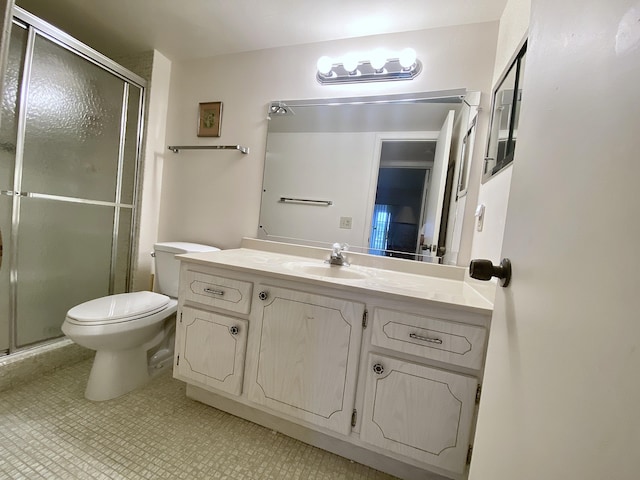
[316,48,422,85]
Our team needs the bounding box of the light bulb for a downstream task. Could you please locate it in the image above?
[316,56,333,75]
[399,48,417,69]
[369,49,387,71]
[342,53,359,73]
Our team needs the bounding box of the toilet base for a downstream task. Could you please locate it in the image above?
[85,347,150,401]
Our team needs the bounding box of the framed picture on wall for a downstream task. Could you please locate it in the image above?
[197,101,223,137]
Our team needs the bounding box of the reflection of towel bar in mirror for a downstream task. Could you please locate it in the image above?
[279,197,333,206]
[167,145,249,154]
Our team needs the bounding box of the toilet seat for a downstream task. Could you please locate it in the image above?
[66,291,171,326]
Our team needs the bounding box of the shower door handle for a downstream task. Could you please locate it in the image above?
[1,190,28,196]
[0,191,7,270]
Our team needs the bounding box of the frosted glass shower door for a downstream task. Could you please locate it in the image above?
[0,24,28,352]
[12,32,140,347]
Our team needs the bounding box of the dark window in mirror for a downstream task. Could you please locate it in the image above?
[483,41,527,181]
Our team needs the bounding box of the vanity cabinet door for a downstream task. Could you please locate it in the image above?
[247,286,364,436]
[174,306,248,396]
[360,354,477,474]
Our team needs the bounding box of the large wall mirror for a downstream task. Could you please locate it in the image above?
[258,90,480,265]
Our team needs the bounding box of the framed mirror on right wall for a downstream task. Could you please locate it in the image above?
[483,41,527,182]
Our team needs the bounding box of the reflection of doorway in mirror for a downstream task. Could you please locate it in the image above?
[368,140,436,260]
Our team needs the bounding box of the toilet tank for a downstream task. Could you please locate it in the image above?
[154,242,220,298]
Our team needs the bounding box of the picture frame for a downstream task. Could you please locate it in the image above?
[197,101,223,137]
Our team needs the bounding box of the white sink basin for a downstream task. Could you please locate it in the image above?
[283,261,370,280]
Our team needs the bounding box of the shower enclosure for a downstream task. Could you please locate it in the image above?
[0,8,145,354]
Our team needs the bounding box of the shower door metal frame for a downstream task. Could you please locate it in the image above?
[1,7,147,354]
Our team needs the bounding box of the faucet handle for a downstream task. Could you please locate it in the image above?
[332,242,349,254]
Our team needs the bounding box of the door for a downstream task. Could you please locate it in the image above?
[360,354,477,474]
[0,22,27,352]
[175,306,248,396]
[422,110,454,257]
[247,285,364,435]
[0,19,143,351]
[469,2,640,479]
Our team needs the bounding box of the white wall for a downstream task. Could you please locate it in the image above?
[470,165,513,262]
[469,0,530,263]
[132,50,172,290]
[491,0,531,86]
[158,22,499,251]
[260,132,377,247]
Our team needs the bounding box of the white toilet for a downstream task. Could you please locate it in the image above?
[62,242,220,401]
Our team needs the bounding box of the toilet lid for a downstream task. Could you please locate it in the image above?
[66,291,171,324]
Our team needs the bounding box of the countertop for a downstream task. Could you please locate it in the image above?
[177,247,494,315]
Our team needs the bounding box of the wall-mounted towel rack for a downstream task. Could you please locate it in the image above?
[168,145,249,154]
[279,197,333,206]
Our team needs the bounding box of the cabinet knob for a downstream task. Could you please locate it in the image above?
[258,291,269,301]
[372,363,385,375]
[229,325,240,336]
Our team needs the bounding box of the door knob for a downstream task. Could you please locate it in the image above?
[469,258,512,287]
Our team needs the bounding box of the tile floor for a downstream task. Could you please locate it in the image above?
[0,358,398,479]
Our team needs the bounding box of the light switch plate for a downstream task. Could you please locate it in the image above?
[339,216,353,229]
[475,204,485,232]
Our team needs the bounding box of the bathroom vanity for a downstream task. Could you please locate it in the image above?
[172,239,493,480]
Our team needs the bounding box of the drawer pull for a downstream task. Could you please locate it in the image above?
[409,333,443,344]
[204,287,224,296]
[229,325,240,336]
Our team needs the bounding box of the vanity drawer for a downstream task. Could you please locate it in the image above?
[371,308,486,369]
[182,269,253,314]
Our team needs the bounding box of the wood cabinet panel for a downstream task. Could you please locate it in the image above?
[175,307,247,396]
[247,286,364,435]
[360,354,477,474]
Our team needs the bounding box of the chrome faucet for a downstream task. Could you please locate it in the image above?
[327,242,350,266]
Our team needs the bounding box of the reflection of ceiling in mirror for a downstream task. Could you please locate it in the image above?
[380,141,437,166]
[268,102,463,133]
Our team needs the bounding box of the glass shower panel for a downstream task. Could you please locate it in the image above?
[21,34,124,203]
[113,207,133,294]
[0,195,10,352]
[0,24,28,352]
[120,85,141,205]
[1,24,27,181]
[16,199,114,347]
